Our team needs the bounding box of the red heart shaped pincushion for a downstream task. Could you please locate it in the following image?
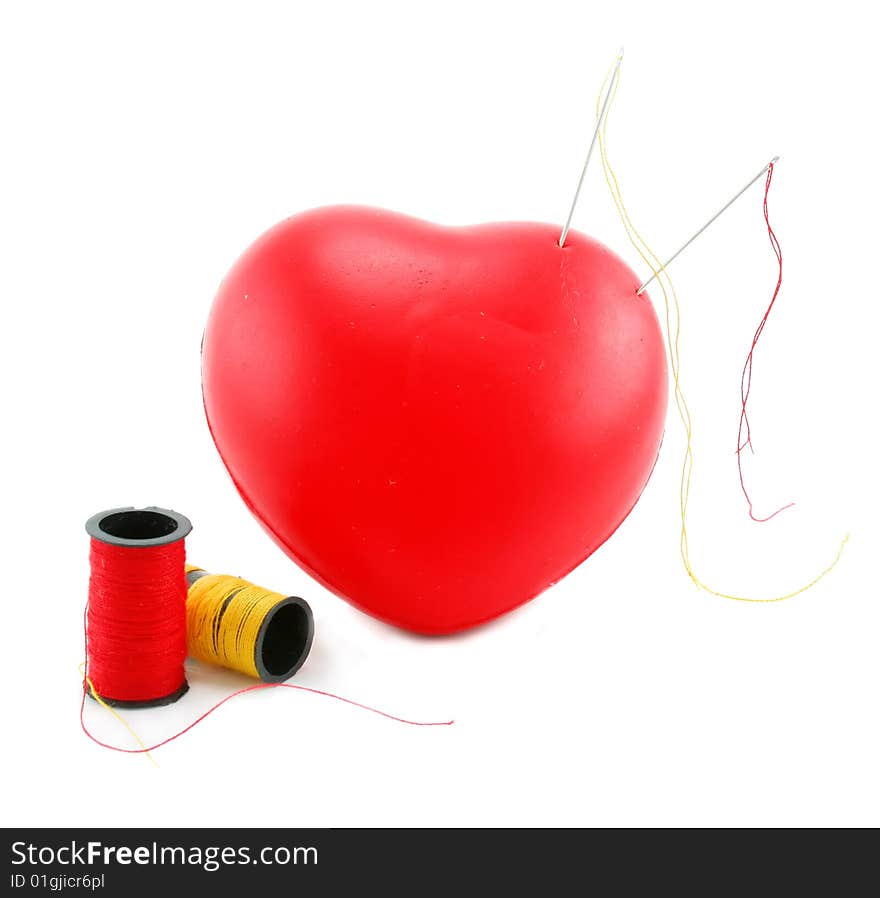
[202,206,667,633]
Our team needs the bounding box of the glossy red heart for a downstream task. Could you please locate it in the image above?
[202,206,667,633]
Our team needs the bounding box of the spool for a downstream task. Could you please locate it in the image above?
[85,506,192,708]
[185,567,314,683]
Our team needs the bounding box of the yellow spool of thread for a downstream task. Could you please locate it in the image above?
[185,565,314,682]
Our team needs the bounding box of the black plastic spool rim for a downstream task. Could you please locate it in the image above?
[186,569,315,683]
[85,506,193,708]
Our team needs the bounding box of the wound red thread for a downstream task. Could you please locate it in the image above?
[736,161,794,522]
[86,538,188,703]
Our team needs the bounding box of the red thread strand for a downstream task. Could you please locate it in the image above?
[80,679,453,755]
[735,162,794,522]
[86,538,188,703]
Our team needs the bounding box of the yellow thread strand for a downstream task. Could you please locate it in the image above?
[595,61,847,602]
[186,573,288,679]
[79,663,158,767]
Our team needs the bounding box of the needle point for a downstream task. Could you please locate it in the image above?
[558,50,624,248]
[636,156,782,293]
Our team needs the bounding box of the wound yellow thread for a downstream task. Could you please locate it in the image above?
[185,565,312,681]
[186,570,280,679]
[595,61,848,602]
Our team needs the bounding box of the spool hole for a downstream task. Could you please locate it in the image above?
[98,510,179,541]
[260,601,312,679]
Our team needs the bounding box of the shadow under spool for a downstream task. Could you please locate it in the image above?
[186,568,314,683]
[85,506,192,708]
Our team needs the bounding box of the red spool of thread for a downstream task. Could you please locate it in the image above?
[85,507,192,707]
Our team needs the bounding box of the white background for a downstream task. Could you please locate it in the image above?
[1,0,877,827]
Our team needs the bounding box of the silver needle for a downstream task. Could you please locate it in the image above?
[636,155,780,294]
[558,48,624,248]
